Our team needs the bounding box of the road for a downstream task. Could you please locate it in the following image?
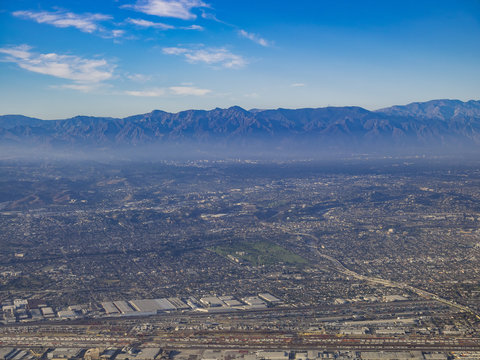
[289,231,480,320]
[2,332,480,351]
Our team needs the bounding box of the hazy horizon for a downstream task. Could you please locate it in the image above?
[1,97,480,120]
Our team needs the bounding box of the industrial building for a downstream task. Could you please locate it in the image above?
[259,293,282,304]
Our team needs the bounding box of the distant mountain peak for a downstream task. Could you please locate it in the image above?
[377,99,480,120]
[0,99,479,153]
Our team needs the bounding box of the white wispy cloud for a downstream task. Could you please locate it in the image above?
[126,18,203,31]
[200,11,216,20]
[162,47,189,55]
[13,10,111,34]
[291,83,306,87]
[127,18,175,29]
[238,29,270,47]
[125,88,166,97]
[126,0,207,20]
[125,85,211,96]
[0,45,114,90]
[169,86,210,95]
[162,47,246,68]
[182,24,204,31]
[126,73,153,82]
[200,11,229,25]
[59,83,106,92]
[111,29,126,38]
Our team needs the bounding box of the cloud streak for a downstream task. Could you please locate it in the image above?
[125,88,166,97]
[162,47,246,68]
[182,24,204,31]
[125,85,211,96]
[126,18,203,30]
[0,45,114,90]
[126,0,207,20]
[126,18,175,29]
[59,83,106,92]
[170,86,210,95]
[238,29,270,47]
[13,10,111,33]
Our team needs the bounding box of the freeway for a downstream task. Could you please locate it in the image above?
[2,332,480,351]
[289,231,480,321]
[0,335,136,347]
[147,332,480,351]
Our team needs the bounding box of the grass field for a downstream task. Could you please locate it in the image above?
[212,240,308,267]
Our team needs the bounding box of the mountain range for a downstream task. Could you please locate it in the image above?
[1,99,480,156]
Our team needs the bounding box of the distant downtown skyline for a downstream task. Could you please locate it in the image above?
[1,0,479,119]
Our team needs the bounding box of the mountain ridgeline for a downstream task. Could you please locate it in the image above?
[1,99,480,159]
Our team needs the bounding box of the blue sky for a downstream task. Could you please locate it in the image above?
[1,0,479,119]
